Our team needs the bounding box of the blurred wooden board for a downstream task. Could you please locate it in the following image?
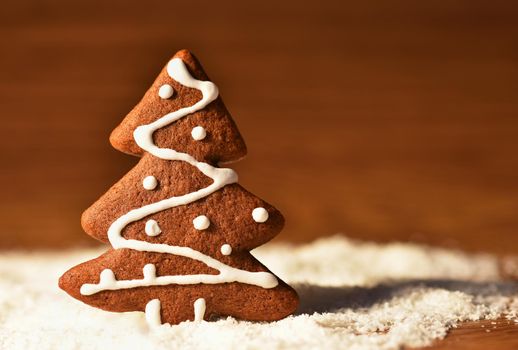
[0,0,517,254]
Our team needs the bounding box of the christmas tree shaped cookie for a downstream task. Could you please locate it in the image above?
[59,50,299,325]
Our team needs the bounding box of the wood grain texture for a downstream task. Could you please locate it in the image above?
[420,318,518,350]
[1,1,517,254]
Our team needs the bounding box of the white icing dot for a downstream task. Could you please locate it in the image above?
[143,176,158,190]
[252,207,269,223]
[145,299,162,327]
[99,269,116,284]
[145,220,162,236]
[194,298,206,322]
[191,126,207,141]
[220,244,232,256]
[158,84,175,99]
[193,215,210,230]
[143,264,156,281]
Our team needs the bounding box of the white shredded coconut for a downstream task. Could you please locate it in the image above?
[0,235,517,350]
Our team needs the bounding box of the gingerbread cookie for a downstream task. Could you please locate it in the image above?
[59,49,299,325]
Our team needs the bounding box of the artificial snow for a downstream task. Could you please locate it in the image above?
[0,235,517,350]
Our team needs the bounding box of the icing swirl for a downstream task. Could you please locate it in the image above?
[80,58,278,298]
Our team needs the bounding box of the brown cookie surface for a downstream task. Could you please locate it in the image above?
[60,49,298,325]
[60,249,298,323]
[109,50,247,164]
[81,154,284,253]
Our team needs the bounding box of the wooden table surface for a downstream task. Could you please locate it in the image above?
[1,1,518,348]
[421,318,518,350]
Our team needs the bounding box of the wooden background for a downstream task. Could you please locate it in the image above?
[1,0,517,254]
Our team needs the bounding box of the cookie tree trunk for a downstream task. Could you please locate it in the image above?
[59,50,298,325]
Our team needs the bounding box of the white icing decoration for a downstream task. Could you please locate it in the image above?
[145,299,162,327]
[252,207,269,223]
[220,244,232,256]
[191,126,207,141]
[143,176,158,190]
[99,269,116,285]
[143,264,156,281]
[194,298,206,322]
[158,84,174,99]
[193,215,210,230]
[145,219,162,237]
[80,58,278,302]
